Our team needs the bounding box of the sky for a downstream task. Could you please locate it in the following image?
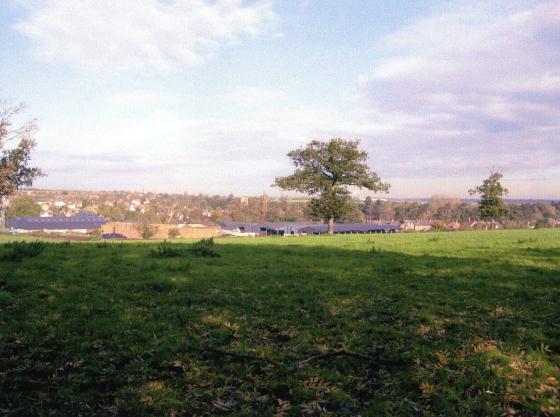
[0,0,559,199]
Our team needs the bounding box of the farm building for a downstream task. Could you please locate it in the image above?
[298,224,399,234]
[221,222,399,236]
[8,212,107,234]
[221,222,313,236]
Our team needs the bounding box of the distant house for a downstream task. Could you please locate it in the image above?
[400,220,415,231]
[8,212,107,234]
[470,220,503,230]
[129,200,142,212]
[415,220,434,232]
[446,221,461,231]
[400,220,434,232]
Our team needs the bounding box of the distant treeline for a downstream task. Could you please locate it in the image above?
[103,194,559,228]
[9,191,560,228]
[359,197,559,228]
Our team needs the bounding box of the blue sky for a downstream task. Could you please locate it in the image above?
[1,0,559,198]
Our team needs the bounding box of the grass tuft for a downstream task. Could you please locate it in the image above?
[150,240,187,258]
[0,240,46,262]
[190,237,220,257]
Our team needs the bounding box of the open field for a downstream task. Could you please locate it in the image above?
[1,230,559,416]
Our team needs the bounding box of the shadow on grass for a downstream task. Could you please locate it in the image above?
[516,246,560,259]
[0,240,559,416]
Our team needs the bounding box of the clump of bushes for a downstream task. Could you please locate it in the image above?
[0,291,16,308]
[89,229,101,240]
[431,222,446,232]
[191,238,220,257]
[0,241,46,262]
[368,244,380,254]
[150,240,186,258]
[149,238,220,258]
[517,237,537,244]
[534,219,551,229]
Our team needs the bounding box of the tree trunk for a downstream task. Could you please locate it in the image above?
[327,217,334,235]
[0,197,6,231]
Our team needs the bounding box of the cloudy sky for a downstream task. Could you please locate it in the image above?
[1,0,559,198]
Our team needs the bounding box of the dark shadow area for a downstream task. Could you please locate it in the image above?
[516,246,560,259]
[0,240,559,416]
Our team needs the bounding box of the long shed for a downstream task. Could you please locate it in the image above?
[299,224,399,234]
[221,222,399,236]
[8,212,107,233]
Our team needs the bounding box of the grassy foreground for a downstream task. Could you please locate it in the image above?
[1,230,559,416]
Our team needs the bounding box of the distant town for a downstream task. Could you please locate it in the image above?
[2,188,559,239]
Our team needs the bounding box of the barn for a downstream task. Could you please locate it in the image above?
[299,223,399,234]
[8,212,107,234]
[221,222,399,236]
[221,222,312,236]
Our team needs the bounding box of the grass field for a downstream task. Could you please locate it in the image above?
[1,230,559,416]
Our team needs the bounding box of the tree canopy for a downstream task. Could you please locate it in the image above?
[0,102,43,228]
[275,138,389,233]
[469,171,509,225]
[1,103,42,198]
[6,195,41,219]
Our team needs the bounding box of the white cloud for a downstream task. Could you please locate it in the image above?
[355,0,560,180]
[108,90,182,107]
[219,86,287,107]
[32,98,406,195]
[15,0,275,71]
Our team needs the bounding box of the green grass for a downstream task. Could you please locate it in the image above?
[1,229,559,416]
[0,234,55,243]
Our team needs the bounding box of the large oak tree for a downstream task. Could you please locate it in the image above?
[275,138,389,234]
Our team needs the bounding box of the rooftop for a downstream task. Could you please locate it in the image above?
[8,213,108,230]
[221,222,399,234]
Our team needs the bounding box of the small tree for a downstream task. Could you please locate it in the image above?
[6,195,41,219]
[275,138,389,234]
[168,227,180,239]
[134,215,158,239]
[469,171,509,229]
[0,102,43,229]
[362,196,374,221]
